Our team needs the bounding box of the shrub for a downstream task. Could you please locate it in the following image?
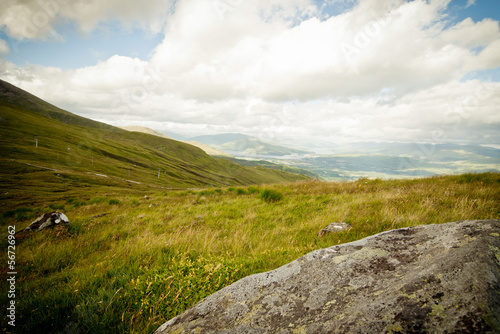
[88,197,108,205]
[260,189,284,203]
[66,198,86,207]
[236,188,248,195]
[247,186,260,194]
[198,190,215,197]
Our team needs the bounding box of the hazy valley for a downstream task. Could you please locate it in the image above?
[137,129,500,181]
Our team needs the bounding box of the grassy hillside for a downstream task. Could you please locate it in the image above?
[0,80,309,209]
[0,172,498,333]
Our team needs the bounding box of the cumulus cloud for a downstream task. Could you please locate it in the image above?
[146,0,500,102]
[1,0,500,147]
[0,0,174,40]
[71,56,149,91]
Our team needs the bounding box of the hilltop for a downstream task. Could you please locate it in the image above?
[0,79,309,210]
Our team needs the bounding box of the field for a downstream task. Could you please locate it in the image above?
[1,172,499,333]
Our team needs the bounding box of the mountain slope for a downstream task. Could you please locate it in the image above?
[183,141,232,157]
[0,80,309,198]
[190,133,250,146]
[220,138,309,156]
[119,126,174,140]
[0,80,115,130]
[191,133,310,156]
[121,126,232,157]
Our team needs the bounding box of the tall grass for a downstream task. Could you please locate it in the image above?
[0,173,499,333]
[260,188,284,203]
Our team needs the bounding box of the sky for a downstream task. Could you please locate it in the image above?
[1,0,500,151]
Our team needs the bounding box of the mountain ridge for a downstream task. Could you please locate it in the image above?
[0,79,116,130]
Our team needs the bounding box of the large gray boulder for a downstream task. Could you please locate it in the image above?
[155,220,500,333]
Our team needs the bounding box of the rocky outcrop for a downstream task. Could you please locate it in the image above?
[155,220,500,334]
[22,212,69,232]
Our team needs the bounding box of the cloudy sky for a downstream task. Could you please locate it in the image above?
[1,0,499,150]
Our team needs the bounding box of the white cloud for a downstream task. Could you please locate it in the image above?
[0,0,174,40]
[71,56,149,91]
[0,0,59,40]
[1,0,500,147]
[441,18,500,48]
[466,0,476,8]
[145,0,500,102]
[476,39,500,69]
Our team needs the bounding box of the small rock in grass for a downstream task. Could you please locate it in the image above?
[318,222,352,237]
[23,211,69,232]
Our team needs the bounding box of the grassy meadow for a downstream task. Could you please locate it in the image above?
[1,172,499,333]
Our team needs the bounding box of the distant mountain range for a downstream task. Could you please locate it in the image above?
[157,132,500,180]
[272,142,500,180]
[190,133,310,157]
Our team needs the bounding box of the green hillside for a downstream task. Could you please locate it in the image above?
[0,80,309,209]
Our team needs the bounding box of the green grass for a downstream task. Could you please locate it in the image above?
[0,173,499,333]
[260,188,284,203]
[108,199,120,206]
